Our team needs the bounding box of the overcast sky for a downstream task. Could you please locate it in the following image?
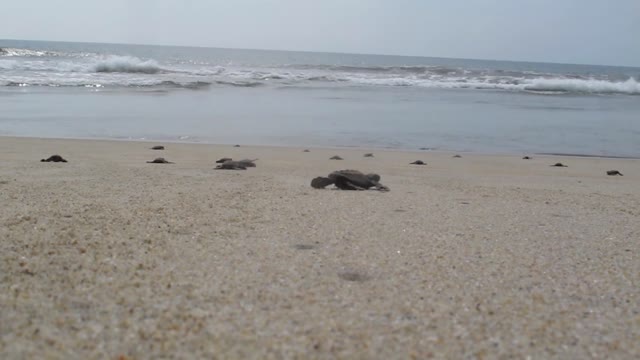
[2,0,639,66]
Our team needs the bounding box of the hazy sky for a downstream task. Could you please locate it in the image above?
[2,0,639,66]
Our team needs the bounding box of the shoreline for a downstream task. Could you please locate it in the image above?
[1,136,638,358]
[3,134,639,160]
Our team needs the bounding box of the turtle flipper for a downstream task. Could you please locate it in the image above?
[311,177,334,189]
[344,181,367,191]
[373,183,390,192]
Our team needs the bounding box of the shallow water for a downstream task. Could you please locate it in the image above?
[1,39,639,156]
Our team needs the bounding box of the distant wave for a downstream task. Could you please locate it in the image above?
[522,78,640,95]
[92,56,164,74]
[1,79,211,90]
[215,80,263,87]
[289,64,463,75]
[0,47,60,57]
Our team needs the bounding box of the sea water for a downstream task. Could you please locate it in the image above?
[1,39,639,156]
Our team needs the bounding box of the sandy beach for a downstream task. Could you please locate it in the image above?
[0,136,638,359]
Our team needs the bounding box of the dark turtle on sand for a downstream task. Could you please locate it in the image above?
[410,160,426,165]
[522,156,531,160]
[215,159,257,170]
[453,154,462,158]
[215,161,247,170]
[303,149,310,152]
[551,163,568,167]
[311,170,389,191]
[215,158,257,167]
[151,145,165,150]
[364,153,374,158]
[147,157,173,164]
[607,170,623,176]
[41,155,68,163]
[330,155,343,160]
[233,144,241,147]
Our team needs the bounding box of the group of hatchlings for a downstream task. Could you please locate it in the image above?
[39,147,625,192]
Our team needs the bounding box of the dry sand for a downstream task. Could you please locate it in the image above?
[0,136,638,359]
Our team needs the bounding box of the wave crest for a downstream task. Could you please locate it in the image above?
[0,47,59,57]
[93,56,164,74]
[523,78,640,95]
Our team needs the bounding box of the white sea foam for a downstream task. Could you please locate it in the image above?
[522,77,640,95]
[92,56,164,74]
[0,48,58,57]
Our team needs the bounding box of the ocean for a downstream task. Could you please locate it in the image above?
[1,39,639,156]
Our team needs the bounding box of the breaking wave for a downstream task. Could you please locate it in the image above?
[92,56,164,74]
[522,78,640,95]
[2,45,639,95]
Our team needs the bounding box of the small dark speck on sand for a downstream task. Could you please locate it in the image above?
[338,271,370,282]
[234,144,241,147]
[293,244,315,250]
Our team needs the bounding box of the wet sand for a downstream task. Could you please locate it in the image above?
[1,136,638,359]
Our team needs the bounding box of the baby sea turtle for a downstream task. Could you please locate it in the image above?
[41,155,68,163]
[410,160,426,165]
[233,144,241,147]
[551,163,568,167]
[607,170,623,176]
[330,155,343,160]
[364,153,374,158]
[215,158,256,166]
[147,157,173,164]
[303,149,310,152]
[311,170,389,191]
[151,145,165,150]
[522,156,531,160]
[453,154,462,158]
[215,161,247,170]
[215,159,258,170]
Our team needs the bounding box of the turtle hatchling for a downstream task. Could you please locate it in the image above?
[410,160,426,165]
[330,155,343,160]
[607,170,623,176]
[551,163,568,167]
[215,159,257,170]
[311,170,389,191]
[41,155,68,163]
[364,153,374,158]
[151,145,165,150]
[147,157,173,164]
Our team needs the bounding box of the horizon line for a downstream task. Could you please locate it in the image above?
[2,37,639,69]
